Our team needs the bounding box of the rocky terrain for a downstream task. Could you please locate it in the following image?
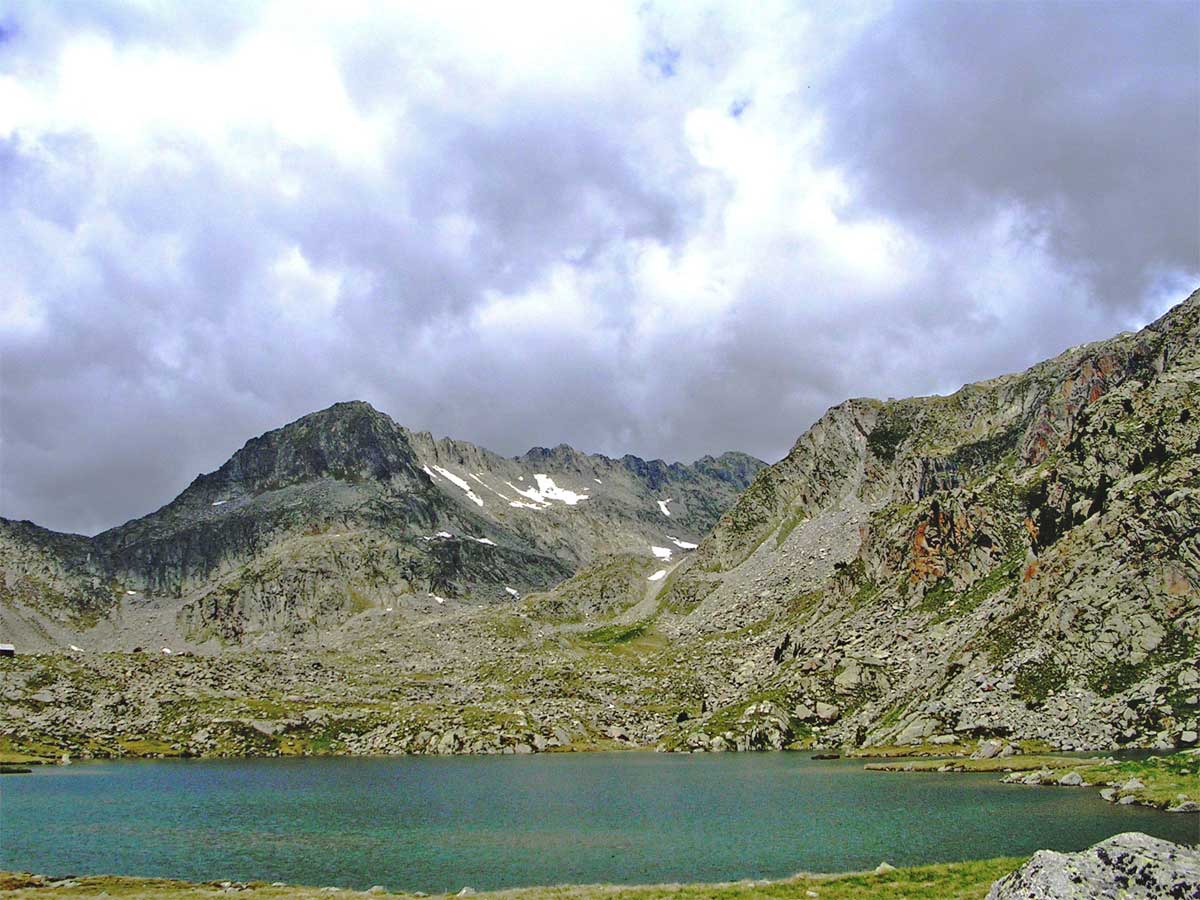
[1,290,1198,761]
[0,404,761,649]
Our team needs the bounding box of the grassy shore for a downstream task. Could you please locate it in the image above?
[862,750,1200,810]
[0,858,1027,900]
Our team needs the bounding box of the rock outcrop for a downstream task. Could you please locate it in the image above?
[985,832,1200,899]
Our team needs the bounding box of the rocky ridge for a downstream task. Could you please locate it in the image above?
[1,291,1198,761]
[0,404,762,649]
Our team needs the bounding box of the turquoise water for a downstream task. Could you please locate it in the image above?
[0,753,1195,893]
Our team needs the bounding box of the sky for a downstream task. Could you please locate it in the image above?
[1,1,1197,536]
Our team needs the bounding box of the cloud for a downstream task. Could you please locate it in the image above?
[0,1,1195,534]
[815,0,1200,311]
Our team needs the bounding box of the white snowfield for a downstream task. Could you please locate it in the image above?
[504,586,520,597]
[471,536,496,546]
[669,536,698,550]
[431,465,484,507]
[436,531,453,539]
[211,500,228,506]
[651,546,673,560]
[69,644,84,652]
[657,498,672,516]
[505,474,590,508]
[647,569,668,581]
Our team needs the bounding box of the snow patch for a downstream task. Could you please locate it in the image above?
[211,500,228,506]
[69,644,84,652]
[504,587,520,597]
[422,465,439,480]
[594,478,602,484]
[432,594,446,605]
[505,474,589,508]
[651,546,673,560]
[161,647,172,655]
[431,465,484,507]
[657,498,672,517]
[669,536,698,550]
[472,536,496,546]
[647,569,668,582]
[125,590,137,595]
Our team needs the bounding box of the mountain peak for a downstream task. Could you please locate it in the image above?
[197,401,419,494]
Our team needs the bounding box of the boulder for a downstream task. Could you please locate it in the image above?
[974,739,1004,759]
[1057,771,1084,786]
[986,832,1200,899]
[815,702,840,722]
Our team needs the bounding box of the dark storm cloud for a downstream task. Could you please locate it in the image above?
[1,2,1196,535]
[816,0,1200,312]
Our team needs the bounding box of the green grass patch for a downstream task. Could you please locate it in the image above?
[578,620,651,645]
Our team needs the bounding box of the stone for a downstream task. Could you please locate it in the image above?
[366,887,386,894]
[874,862,896,874]
[1180,730,1198,744]
[1099,788,1116,802]
[974,739,1004,759]
[1166,800,1199,813]
[985,832,1200,899]
[793,703,816,721]
[456,888,476,897]
[815,702,840,722]
[1120,778,1145,792]
[1057,771,1084,786]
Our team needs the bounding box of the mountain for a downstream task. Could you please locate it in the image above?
[654,288,1199,751]
[1,290,1196,762]
[0,404,764,648]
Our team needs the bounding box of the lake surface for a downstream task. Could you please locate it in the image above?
[1,753,1195,893]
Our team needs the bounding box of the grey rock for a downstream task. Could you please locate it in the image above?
[974,739,1004,760]
[985,832,1200,899]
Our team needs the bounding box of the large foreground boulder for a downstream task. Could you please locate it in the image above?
[987,832,1199,899]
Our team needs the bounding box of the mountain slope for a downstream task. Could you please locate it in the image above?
[654,289,1199,751]
[0,403,764,648]
[1,291,1196,761]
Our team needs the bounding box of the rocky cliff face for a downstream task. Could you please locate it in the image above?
[655,289,1199,752]
[0,402,764,647]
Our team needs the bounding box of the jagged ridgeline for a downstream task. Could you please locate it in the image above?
[0,405,764,647]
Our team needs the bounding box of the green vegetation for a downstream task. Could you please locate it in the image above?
[863,750,1199,810]
[773,510,807,548]
[863,755,1102,773]
[578,620,651,645]
[1013,658,1069,706]
[920,556,1022,623]
[866,407,915,462]
[0,857,1028,900]
[1078,751,1200,807]
[1085,624,1195,696]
